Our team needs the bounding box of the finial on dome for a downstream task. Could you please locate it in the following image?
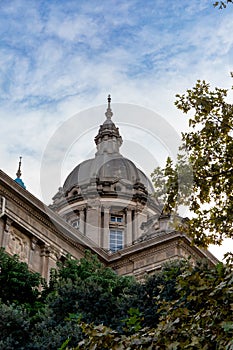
[15,156,26,189]
[108,94,111,107]
[16,156,22,178]
[105,94,113,119]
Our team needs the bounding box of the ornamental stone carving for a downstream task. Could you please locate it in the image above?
[7,228,29,263]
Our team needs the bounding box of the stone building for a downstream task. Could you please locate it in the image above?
[0,97,218,280]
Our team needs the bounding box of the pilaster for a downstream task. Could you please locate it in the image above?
[85,199,101,246]
[79,207,85,234]
[1,217,13,248]
[126,209,132,246]
[102,206,110,249]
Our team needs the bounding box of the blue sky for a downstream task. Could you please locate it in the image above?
[1,0,232,112]
[0,0,233,258]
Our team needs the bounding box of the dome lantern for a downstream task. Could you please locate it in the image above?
[94,95,123,155]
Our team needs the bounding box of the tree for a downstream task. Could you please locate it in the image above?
[0,303,31,349]
[154,256,233,349]
[65,256,233,350]
[152,80,233,247]
[0,248,45,348]
[35,251,140,349]
[39,251,137,342]
[0,248,43,309]
[213,0,233,9]
[0,248,232,349]
[136,260,188,328]
[0,250,137,348]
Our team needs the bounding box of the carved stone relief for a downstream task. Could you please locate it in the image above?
[6,228,30,263]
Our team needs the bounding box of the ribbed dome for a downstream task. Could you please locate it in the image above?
[63,155,155,194]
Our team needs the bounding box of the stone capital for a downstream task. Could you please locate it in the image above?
[31,237,38,250]
[5,217,13,231]
[87,198,101,209]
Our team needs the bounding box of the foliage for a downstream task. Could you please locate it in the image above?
[29,313,83,350]
[43,251,136,330]
[76,323,155,350]
[66,257,233,350]
[0,303,31,349]
[213,0,233,9]
[154,258,233,349]
[135,260,188,329]
[0,247,43,309]
[151,152,193,215]
[152,80,233,247]
[122,307,142,333]
[0,247,232,349]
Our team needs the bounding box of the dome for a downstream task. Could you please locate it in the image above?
[63,154,155,194]
[51,96,160,252]
[62,96,155,196]
[15,177,26,189]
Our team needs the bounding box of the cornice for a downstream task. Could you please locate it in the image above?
[107,230,218,266]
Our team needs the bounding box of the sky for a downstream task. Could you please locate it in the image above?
[0,0,233,260]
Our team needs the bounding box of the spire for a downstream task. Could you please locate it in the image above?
[105,94,113,120]
[14,156,26,189]
[94,95,122,154]
[16,156,22,178]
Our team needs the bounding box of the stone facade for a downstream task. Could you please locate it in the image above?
[0,98,218,280]
[0,171,87,280]
[0,169,218,281]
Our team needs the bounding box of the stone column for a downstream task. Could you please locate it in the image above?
[0,219,4,245]
[126,209,132,246]
[40,244,50,281]
[79,207,85,234]
[131,210,135,242]
[40,244,60,282]
[29,237,38,267]
[102,206,110,249]
[134,204,146,241]
[48,247,60,272]
[85,199,101,246]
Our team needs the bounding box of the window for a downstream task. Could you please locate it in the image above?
[110,215,123,223]
[109,229,123,252]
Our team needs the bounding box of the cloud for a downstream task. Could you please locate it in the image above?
[0,0,232,258]
[0,0,232,191]
[0,0,231,113]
